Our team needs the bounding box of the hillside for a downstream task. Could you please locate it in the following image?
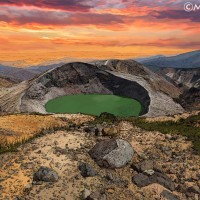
[0,113,199,200]
[140,50,200,69]
[150,68,200,111]
[0,76,15,88]
[0,65,39,82]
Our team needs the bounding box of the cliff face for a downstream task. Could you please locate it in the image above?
[157,68,200,111]
[20,61,183,117]
[94,59,181,99]
[158,68,200,89]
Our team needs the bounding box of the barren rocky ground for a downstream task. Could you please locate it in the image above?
[0,114,199,200]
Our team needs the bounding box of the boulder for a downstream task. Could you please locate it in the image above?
[132,172,175,191]
[89,139,134,168]
[132,160,154,172]
[132,173,152,187]
[33,166,59,182]
[86,190,107,200]
[84,125,98,135]
[79,162,97,177]
[161,190,180,200]
[105,173,128,187]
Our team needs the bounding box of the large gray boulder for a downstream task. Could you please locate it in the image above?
[89,139,134,168]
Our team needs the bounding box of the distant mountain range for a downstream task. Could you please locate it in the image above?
[0,65,39,82]
[137,50,200,69]
[0,58,92,82]
[135,55,165,63]
[0,50,200,83]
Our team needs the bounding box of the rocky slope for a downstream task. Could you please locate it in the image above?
[137,51,200,111]
[153,68,200,111]
[0,115,199,200]
[0,76,15,88]
[157,68,200,89]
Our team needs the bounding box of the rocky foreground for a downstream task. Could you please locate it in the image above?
[0,115,200,200]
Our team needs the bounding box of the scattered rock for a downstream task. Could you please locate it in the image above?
[144,169,155,176]
[79,162,98,177]
[81,188,91,199]
[107,188,115,194]
[68,123,77,131]
[132,173,151,187]
[86,190,107,200]
[54,147,68,155]
[84,125,98,136]
[96,124,103,136]
[105,173,128,187]
[89,139,134,168]
[165,134,172,140]
[8,170,15,175]
[102,127,118,137]
[132,171,175,191]
[23,183,32,192]
[33,166,59,182]
[161,190,180,200]
[83,124,104,136]
[132,160,154,172]
[187,185,200,194]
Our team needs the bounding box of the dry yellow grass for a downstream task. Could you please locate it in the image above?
[0,114,66,144]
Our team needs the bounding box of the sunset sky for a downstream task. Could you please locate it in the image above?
[0,0,200,66]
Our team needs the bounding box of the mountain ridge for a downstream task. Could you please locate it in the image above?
[140,50,200,69]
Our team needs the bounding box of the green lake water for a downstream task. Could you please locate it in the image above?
[45,94,143,117]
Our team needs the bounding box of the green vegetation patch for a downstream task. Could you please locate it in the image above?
[45,94,143,117]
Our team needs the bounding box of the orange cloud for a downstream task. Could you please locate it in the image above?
[0,0,199,64]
